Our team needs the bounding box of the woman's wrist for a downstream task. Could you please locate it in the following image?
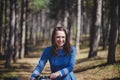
[58,71,62,77]
[30,77,35,80]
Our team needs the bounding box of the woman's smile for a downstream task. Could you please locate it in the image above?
[55,31,66,49]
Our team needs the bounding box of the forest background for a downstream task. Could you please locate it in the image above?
[0,0,120,80]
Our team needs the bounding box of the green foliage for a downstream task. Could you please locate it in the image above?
[33,0,50,10]
[48,0,64,19]
[115,63,120,70]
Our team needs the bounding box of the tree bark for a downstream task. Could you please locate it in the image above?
[0,0,4,54]
[20,0,26,58]
[107,0,119,64]
[13,0,19,63]
[88,0,102,58]
[76,0,81,54]
[5,0,16,67]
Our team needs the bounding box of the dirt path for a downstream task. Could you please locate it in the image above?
[9,51,120,80]
[0,46,120,80]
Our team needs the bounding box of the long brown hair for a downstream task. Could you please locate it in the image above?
[51,27,71,56]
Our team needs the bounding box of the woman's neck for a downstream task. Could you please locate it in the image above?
[57,46,63,49]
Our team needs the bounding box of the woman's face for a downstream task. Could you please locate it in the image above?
[55,31,66,49]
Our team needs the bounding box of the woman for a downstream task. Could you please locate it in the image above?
[30,27,76,80]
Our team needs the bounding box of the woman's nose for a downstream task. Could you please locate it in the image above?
[57,37,63,41]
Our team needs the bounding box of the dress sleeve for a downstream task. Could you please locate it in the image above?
[31,47,49,78]
[58,46,76,77]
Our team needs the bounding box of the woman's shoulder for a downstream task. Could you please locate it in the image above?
[44,46,52,51]
[42,46,52,55]
[71,45,76,50]
[70,45,76,54]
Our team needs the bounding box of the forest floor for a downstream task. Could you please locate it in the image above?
[0,44,120,80]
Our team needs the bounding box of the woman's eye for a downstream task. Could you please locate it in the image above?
[56,36,60,38]
[56,36,65,38]
[62,36,65,38]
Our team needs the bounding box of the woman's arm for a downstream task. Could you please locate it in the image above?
[30,47,49,79]
[58,46,76,76]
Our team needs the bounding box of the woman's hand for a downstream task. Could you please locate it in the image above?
[50,71,61,79]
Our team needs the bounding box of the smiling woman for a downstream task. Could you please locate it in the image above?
[30,27,76,80]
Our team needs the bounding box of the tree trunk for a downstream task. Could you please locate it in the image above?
[88,0,102,58]
[102,0,110,50]
[32,14,37,45]
[13,0,19,63]
[67,0,74,42]
[25,0,28,55]
[118,0,120,44]
[3,0,9,55]
[5,0,16,67]
[107,0,119,64]
[20,0,26,58]
[41,9,46,42]
[76,0,81,54]
[0,0,4,54]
